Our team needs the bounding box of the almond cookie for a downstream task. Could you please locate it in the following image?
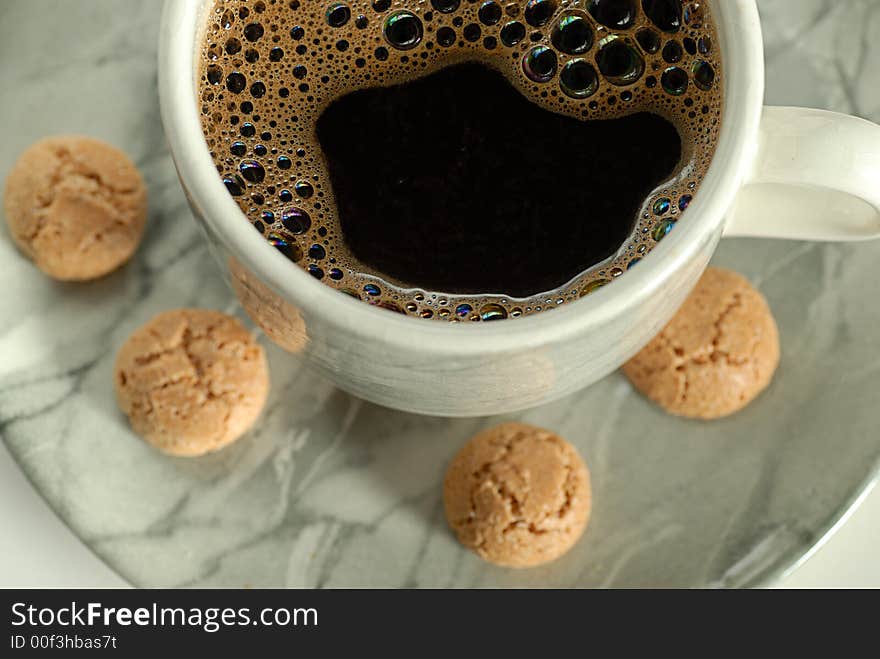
[3,135,147,281]
[114,309,269,457]
[622,267,780,420]
[443,422,592,568]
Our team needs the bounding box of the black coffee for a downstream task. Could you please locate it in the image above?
[317,63,681,296]
[198,0,722,321]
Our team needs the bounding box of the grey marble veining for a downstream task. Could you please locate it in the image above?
[1,0,879,587]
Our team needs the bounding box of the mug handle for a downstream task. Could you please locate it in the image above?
[724,106,880,241]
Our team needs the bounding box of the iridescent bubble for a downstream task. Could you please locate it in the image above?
[244,22,264,41]
[267,231,303,261]
[308,265,324,279]
[683,1,703,28]
[587,0,636,29]
[627,258,641,269]
[308,244,326,260]
[294,180,314,198]
[610,267,624,277]
[653,197,671,214]
[372,0,392,11]
[437,26,456,47]
[364,284,381,296]
[206,65,223,85]
[239,160,265,183]
[384,11,423,50]
[500,21,526,46]
[652,218,676,241]
[230,141,247,156]
[642,0,681,33]
[420,309,434,319]
[480,303,508,321]
[596,37,644,86]
[580,278,610,296]
[329,268,344,280]
[662,40,683,63]
[281,207,311,234]
[431,0,460,12]
[635,27,660,54]
[698,36,711,54]
[524,0,557,28]
[683,37,696,55]
[225,38,242,55]
[326,3,351,27]
[661,66,688,95]
[226,72,246,94]
[560,59,598,99]
[220,8,235,29]
[455,303,473,318]
[277,156,292,170]
[463,23,482,42]
[479,1,503,25]
[260,210,275,224]
[222,174,246,196]
[523,45,558,83]
[678,194,693,211]
[551,12,593,55]
[692,60,715,91]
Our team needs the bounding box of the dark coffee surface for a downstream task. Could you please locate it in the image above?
[318,63,681,295]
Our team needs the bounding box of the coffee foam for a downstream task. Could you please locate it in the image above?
[198,0,723,321]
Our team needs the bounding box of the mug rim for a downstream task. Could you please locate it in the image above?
[158,0,764,355]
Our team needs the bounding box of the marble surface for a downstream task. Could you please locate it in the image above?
[1,0,880,588]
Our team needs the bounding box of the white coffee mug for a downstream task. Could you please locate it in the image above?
[158,0,880,416]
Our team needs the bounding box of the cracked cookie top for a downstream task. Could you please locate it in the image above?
[3,136,147,281]
[114,309,269,457]
[623,267,780,419]
[443,422,591,568]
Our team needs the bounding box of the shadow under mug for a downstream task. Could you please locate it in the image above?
[158,0,880,417]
